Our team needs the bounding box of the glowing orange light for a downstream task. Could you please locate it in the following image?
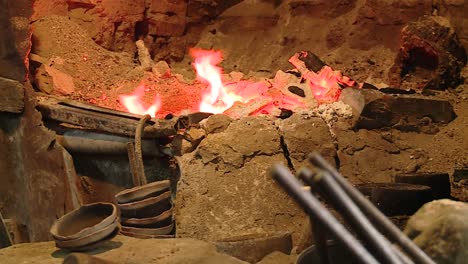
[190,49,241,114]
[119,84,161,118]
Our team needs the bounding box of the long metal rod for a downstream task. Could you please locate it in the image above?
[300,168,403,264]
[308,153,436,264]
[56,134,161,156]
[271,164,379,264]
[127,142,141,187]
[311,218,331,264]
[135,115,151,186]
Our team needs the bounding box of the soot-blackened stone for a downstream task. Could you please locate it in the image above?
[288,86,306,97]
[298,51,327,72]
[278,108,293,119]
[388,16,467,92]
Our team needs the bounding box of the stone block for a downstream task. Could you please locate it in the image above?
[175,116,311,252]
[0,236,246,263]
[340,88,456,133]
[202,114,233,134]
[404,199,468,264]
[277,113,336,170]
[0,77,24,113]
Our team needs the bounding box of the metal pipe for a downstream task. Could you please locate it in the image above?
[135,115,151,185]
[56,131,162,156]
[127,142,141,187]
[300,168,403,264]
[308,153,436,264]
[298,169,331,264]
[270,164,379,264]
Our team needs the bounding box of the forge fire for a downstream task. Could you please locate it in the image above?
[120,48,358,117]
[1,1,468,264]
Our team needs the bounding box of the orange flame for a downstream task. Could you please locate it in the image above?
[119,84,161,117]
[190,49,240,113]
[305,66,357,103]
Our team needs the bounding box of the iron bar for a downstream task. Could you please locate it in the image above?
[300,168,403,264]
[270,164,379,264]
[135,115,151,185]
[57,131,162,156]
[127,142,141,187]
[308,153,436,264]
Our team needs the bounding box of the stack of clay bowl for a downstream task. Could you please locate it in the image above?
[115,180,174,238]
[50,203,119,251]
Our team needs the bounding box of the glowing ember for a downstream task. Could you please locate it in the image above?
[116,49,357,118]
[190,49,241,113]
[119,84,161,117]
[289,51,358,103]
[306,66,356,102]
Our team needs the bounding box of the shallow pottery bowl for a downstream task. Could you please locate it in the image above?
[115,180,170,204]
[120,230,174,239]
[121,207,173,226]
[50,202,118,241]
[63,225,121,252]
[121,222,174,236]
[119,191,172,218]
[55,219,120,249]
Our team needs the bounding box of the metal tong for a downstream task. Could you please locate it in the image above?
[270,153,436,264]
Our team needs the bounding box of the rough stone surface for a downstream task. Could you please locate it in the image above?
[0,77,24,113]
[335,128,424,183]
[438,0,468,50]
[257,251,297,264]
[277,113,336,170]
[175,116,311,251]
[31,15,138,100]
[202,114,234,134]
[0,235,247,264]
[214,232,292,263]
[148,13,186,37]
[404,199,468,264]
[0,83,78,242]
[340,88,456,133]
[0,1,78,243]
[0,0,32,81]
[388,16,467,91]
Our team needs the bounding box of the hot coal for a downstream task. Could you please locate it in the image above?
[287,86,306,97]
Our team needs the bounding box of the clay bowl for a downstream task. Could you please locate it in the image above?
[55,219,120,249]
[50,202,118,241]
[63,225,121,252]
[120,230,174,239]
[115,180,170,204]
[120,222,174,236]
[121,207,173,227]
[119,191,172,218]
